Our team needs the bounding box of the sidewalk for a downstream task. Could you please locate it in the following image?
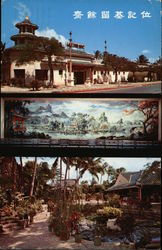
[1,81,160,94]
[0,209,128,250]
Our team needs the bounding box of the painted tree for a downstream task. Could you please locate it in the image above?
[123,100,159,137]
[99,112,108,123]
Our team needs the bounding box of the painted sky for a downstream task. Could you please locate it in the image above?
[1,0,161,62]
[26,99,145,123]
[15,157,161,183]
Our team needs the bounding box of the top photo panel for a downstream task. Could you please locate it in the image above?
[1,0,161,94]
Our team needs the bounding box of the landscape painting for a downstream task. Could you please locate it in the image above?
[4,99,159,141]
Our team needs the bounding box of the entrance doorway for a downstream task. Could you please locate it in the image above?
[74,72,85,85]
[14,69,25,80]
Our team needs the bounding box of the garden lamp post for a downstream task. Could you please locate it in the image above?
[69,31,72,84]
[104,40,107,75]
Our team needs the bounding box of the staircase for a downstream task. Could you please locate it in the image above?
[0,214,21,235]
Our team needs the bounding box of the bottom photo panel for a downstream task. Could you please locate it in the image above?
[0,157,161,250]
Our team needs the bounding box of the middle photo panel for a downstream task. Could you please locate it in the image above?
[1,97,161,156]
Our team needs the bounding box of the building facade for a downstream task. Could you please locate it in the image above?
[2,16,129,87]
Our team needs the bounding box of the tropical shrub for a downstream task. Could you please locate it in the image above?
[116,213,135,235]
[0,189,8,208]
[96,206,123,219]
[108,194,120,207]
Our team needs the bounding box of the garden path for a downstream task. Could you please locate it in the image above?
[0,206,127,250]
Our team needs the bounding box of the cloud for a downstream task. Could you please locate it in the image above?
[149,57,156,63]
[142,49,150,54]
[13,2,31,25]
[36,28,68,46]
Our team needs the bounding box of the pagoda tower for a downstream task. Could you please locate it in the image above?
[11,16,39,47]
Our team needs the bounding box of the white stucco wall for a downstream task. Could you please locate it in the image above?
[10,59,129,85]
[54,70,66,85]
[11,60,42,78]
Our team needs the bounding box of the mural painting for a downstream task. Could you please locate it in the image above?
[4,99,159,141]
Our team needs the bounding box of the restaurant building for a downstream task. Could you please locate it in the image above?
[2,16,129,87]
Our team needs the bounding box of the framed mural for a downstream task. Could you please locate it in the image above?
[3,98,160,142]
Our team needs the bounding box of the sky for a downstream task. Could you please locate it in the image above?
[26,99,145,123]
[1,0,161,62]
[15,157,161,183]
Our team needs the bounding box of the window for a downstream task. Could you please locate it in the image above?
[101,71,103,75]
[35,70,48,80]
[14,69,25,79]
[59,69,63,75]
[94,71,96,75]
[27,27,32,33]
[123,71,125,75]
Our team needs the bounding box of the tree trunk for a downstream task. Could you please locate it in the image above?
[63,160,69,217]
[20,157,24,193]
[143,122,147,135]
[30,157,37,197]
[12,158,17,192]
[48,55,54,86]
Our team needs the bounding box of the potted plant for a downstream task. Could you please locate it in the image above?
[17,207,28,229]
[28,205,36,224]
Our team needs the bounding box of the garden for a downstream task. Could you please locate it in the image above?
[0,157,161,249]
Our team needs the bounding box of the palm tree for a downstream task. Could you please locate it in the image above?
[94,50,103,60]
[19,157,24,193]
[136,54,149,64]
[107,165,116,184]
[100,162,107,184]
[30,157,37,196]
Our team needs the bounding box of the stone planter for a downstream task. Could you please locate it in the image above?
[94,236,101,246]
[75,233,82,243]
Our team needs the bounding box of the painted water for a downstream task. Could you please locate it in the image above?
[4,99,158,140]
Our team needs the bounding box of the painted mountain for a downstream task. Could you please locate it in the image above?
[4,99,159,141]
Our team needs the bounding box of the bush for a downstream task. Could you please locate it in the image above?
[17,206,26,220]
[108,194,120,207]
[97,206,123,219]
[116,213,135,234]
[35,200,43,212]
